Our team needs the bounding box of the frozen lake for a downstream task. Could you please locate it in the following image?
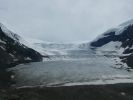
[9,55,133,88]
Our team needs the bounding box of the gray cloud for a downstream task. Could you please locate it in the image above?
[0,0,133,42]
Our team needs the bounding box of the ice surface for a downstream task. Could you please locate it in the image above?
[24,38,85,56]
[9,55,130,88]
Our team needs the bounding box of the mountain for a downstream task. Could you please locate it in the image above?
[0,23,43,68]
[89,19,133,68]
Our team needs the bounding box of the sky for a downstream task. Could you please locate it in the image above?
[0,0,133,43]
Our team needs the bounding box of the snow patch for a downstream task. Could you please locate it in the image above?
[94,41,124,55]
[0,39,6,44]
[63,78,133,87]
[115,19,133,35]
[0,46,6,51]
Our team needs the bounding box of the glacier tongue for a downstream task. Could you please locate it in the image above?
[24,38,84,56]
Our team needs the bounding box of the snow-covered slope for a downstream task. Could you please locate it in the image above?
[90,19,133,54]
[0,23,42,67]
[88,19,133,68]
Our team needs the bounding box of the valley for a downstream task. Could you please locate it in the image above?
[1,19,133,100]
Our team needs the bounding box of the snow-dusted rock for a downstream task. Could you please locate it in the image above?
[90,19,133,53]
[0,23,42,67]
[89,19,133,68]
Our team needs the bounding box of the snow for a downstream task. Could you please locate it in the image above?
[91,24,126,40]
[13,59,19,62]
[0,23,83,55]
[63,78,133,87]
[9,53,15,57]
[0,39,6,44]
[0,24,49,56]
[0,23,21,41]
[119,19,133,27]
[88,19,133,57]
[1,21,133,88]
[24,57,32,60]
[0,23,87,57]
[99,41,121,51]
[95,41,124,55]
[0,23,34,50]
[115,26,126,35]
[0,46,6,51]
[92,28,117,42]
[15,78,133,89]
[24,38,51,44]
[115,19,133,35]
[23,37,84,57]
[91,19,133,44]
[3,19,133,89]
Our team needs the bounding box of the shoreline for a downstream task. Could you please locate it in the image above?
[1,83,133,100]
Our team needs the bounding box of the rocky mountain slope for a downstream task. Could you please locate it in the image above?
[0,23,43,68]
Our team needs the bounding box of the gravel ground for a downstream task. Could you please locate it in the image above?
[1,83,133,100]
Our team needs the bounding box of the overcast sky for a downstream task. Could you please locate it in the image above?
[0,0,133,43]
